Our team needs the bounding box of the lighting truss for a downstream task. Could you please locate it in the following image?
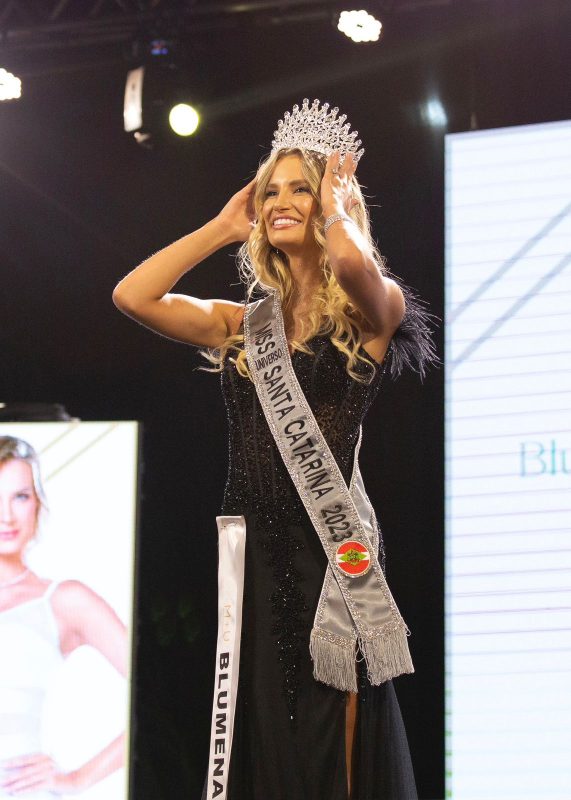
[0,1,500,57]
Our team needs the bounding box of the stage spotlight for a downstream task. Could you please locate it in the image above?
[337,9,382,43]
[169,103,200,137]
[0,67,22,101]
[123,61,200,147]
[422,98,448,128]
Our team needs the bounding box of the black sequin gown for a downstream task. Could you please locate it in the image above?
[201,287,437,800]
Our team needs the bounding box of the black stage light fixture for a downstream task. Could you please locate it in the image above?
[123,37,200,147]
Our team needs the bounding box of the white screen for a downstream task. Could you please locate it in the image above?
[0,421,138,800]
[445,120,571,799]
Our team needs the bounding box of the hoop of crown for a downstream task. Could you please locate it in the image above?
[271,98,365,163]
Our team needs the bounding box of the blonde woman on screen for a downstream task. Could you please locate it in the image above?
[0,436,126,799]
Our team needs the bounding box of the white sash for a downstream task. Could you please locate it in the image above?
[205,516,246,800]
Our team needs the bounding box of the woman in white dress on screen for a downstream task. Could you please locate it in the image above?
[0,436,127,798]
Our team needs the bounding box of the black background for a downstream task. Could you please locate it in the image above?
[1,2,569,797]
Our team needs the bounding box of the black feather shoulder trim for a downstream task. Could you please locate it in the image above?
[387,276,441,381]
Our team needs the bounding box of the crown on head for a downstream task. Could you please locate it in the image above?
[271,98,364,163]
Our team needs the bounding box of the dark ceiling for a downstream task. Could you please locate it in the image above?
[0,0,529,55]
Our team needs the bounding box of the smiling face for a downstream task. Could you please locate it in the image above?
[0,459,40,558]
[261,154,321,258]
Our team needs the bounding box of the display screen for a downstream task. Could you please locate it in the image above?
[0,421,139,800]
[445,119,571,799]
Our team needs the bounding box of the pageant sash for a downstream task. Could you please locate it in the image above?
[244,290,414,692]
[206,516,246,800]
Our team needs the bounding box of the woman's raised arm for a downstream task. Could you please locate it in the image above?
[320,152,405,339]
[112,178,256,347]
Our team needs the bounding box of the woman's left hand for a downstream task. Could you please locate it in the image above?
[0,753,81,795]
[320,151,358,218]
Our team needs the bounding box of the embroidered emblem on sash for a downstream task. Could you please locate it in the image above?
[335,540,371,577]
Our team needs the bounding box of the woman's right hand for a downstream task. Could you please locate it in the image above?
[216,178,257,242]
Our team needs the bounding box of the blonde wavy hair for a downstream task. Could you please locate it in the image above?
[204,147,389,383]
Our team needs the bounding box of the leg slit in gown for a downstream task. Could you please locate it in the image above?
[346,692,358,797]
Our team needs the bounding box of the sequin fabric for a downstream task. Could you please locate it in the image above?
[221,335,390,720]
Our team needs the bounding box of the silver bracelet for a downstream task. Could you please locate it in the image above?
[323,213,352,234]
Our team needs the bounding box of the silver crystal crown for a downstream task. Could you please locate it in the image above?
[271,98,364,163]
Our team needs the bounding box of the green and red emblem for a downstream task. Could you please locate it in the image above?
[335,540,371,577]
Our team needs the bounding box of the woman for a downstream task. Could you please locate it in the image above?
[113,99,437,799]
[0,436,127,798]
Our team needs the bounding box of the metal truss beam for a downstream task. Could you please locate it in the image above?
[1,0,539,58]
[0,1,460,56]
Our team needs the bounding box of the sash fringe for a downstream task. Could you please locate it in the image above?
[359,626,415,685]
[310,630,358,693]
